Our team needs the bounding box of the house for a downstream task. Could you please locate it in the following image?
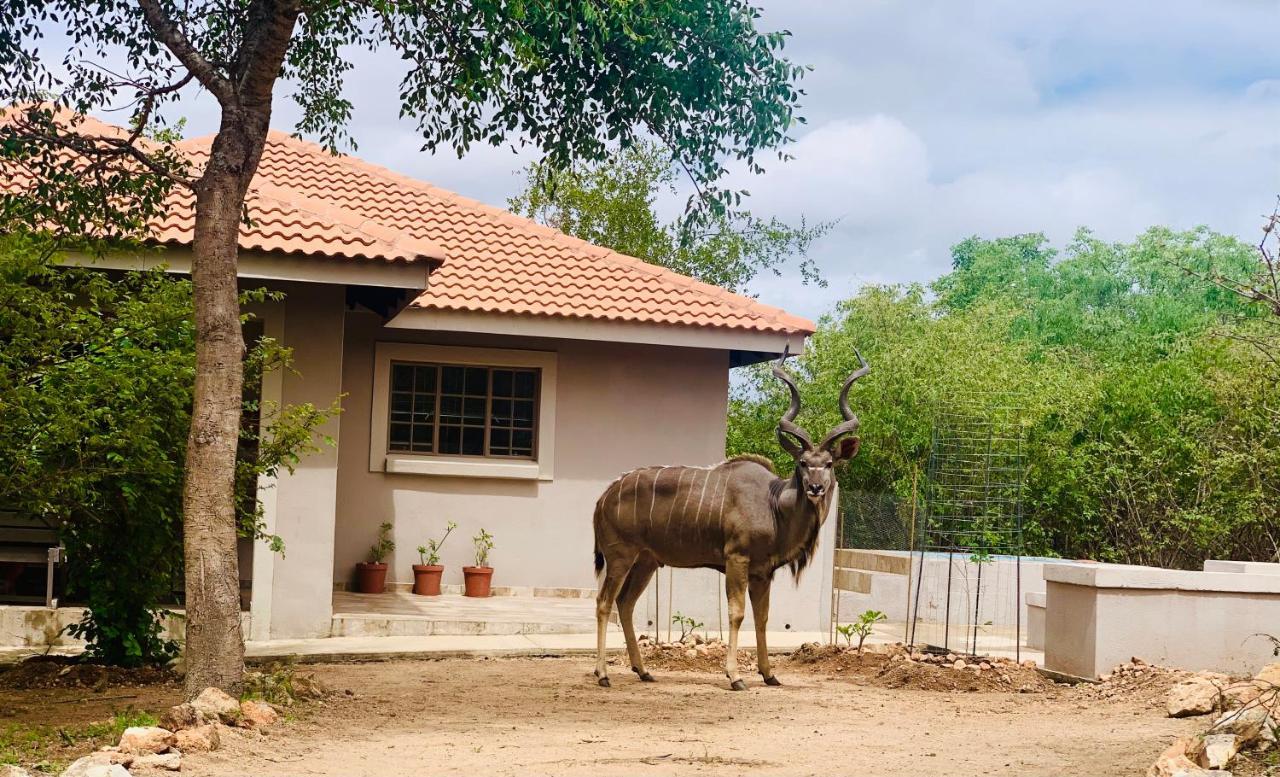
[5,115,827,642]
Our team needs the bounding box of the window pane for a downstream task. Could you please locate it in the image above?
[463,397,486,423]
[514,370,536,398]
[464,367,488,394]
[492,369,513,397]
[389,423,412,450]
[462,427,484,455]
[391,392,413,422]
[513,400,534,428]
[392,364,414,391]
[411,424,433,452]
[491,398,512,425]
[441,366,464,394]
[414,365,436,392]
[439,425,461,454]
[490,428,510,450]
[512,429,533,454]
[439,395,462,422]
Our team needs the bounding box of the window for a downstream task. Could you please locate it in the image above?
[369,342,557,480]
[388,363,539,458]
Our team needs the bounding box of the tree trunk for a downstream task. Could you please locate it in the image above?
[181,117,268,698]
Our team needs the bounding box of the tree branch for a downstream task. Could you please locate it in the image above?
[136,0,237,106]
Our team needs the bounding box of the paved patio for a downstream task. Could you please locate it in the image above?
[331,591,610,637]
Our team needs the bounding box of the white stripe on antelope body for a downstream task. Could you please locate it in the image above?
[591,346,871,690]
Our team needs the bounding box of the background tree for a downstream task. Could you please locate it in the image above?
[509,140,829,291]
[730,226,1279,568]
[1,0,806,695]
[0,234,333,665]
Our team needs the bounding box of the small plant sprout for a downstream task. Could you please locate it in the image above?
[417,521,457,566]
[472,528,494,567]
[368,522,395,564]
[671,612,705,643]
[840,609,887,654]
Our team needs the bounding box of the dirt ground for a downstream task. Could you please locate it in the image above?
[173,654,1199,777]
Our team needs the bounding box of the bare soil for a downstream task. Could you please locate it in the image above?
[0,656,181,729]
[175,655,1197,777]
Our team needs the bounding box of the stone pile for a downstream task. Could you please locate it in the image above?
[904,649,1037,672]
[22,687,285,777]
[1147,661,1280,777]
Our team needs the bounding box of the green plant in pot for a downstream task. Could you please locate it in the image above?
[463,528,495,598]
[413,521,456,596]
[355,522,395,594]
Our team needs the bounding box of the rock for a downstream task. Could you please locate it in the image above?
[192,686,241,723]
[59,756,131,777]
[1190,734,1240,770]
[131,753,181,772]
[1168,675,1230,718]
[694,644,709,657]
[1209,705,1271,744]
[174,723,221,753]
[979,662,992,671]
[684,648,697,659]
[953,659,967,670]
[291,673,330,700]
[1146,739,1212,777]
[1022,660,1037,669]
[92,750,133,767]
[117,726,175,755]
[1255,662,1280,687]
[1,766,33,777]
[159,702,203,731]
[239,699,280,728]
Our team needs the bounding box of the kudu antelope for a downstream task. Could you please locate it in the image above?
[592,347,869,690]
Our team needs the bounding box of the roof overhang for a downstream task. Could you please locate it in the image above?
[61,247,431,290]
[385,307,806,365]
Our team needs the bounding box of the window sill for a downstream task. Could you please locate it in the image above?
[383,455,549,481]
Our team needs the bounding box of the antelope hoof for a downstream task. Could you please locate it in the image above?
[598,675,611,688]
[633,667,656,682]
[730,679,747,692]
[763,675,782,687]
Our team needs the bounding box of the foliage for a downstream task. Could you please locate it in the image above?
[367,522,395,565]
[417,521,457,566]
[0,235,335,665]
[671,612,705,643]
[836,610,886,653]
[509,140,829,291]
[730,226,1280,568]
[0,708,157,768]
[472,528,494,568]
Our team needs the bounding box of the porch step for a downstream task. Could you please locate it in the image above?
[330,615,606,638]
[834,549,911,576]
[329,592,609,638]
[833,567,872,594]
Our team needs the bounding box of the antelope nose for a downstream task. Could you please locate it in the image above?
[807,484,825,496]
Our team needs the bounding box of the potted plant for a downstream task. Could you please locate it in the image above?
[462,528,494,597]
[355,521,395,594]
[413,520,456,596]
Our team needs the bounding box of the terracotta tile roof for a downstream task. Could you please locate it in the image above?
[180,131,816,336]
[2,109,443,266]
[5,108,813,335]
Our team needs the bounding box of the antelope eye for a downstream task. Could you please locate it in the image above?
[825,462,833,469]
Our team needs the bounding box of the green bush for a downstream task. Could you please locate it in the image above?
[730,227,1279,568]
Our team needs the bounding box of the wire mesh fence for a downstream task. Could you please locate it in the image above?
[907,397,1028,660]
[837,489,912,551]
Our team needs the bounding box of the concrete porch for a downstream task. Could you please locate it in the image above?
[331,591,616,637]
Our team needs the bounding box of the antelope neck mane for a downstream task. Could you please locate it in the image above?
[768,471,822,580]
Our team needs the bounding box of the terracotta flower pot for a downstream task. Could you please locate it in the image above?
[354,562,389,594]
[412,564,444,596]
[462,566,493,597]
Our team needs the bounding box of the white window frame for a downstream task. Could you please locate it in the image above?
[369,342,557,481]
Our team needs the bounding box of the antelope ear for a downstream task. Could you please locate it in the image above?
[833,436,860,462]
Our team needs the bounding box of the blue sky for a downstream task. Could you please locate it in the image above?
[63,1,1280,320]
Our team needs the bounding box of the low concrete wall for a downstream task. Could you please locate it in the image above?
[1204,559,1280,575]
[0,606,251,649]
[1043,564,1280,678]
[1025,592,1046,651]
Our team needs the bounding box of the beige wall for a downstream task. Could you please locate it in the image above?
[332,311,730,592]
[1043,564,1280,678]
[255,282,347,639]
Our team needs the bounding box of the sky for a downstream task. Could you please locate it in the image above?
[72,1,1280,321]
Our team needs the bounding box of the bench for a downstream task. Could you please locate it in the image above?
[0,512,64,608]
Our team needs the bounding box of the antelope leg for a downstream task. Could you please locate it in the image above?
[749,575,780,685]
[724,555,749,691]
[594,554,635,687]
[618,558,659,682]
